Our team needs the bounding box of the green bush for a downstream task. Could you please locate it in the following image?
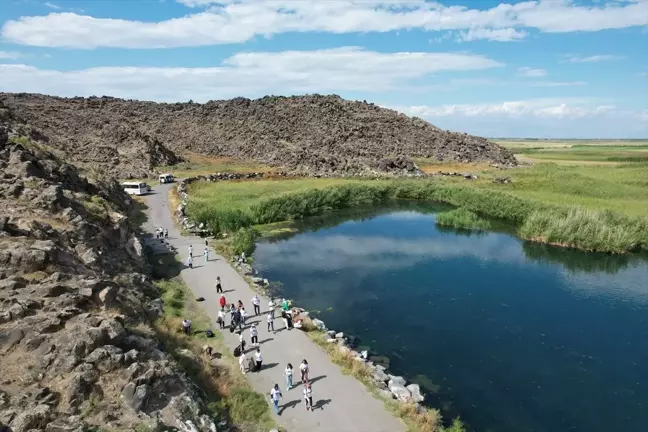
[436,208,491,230]
[231,227,258,256]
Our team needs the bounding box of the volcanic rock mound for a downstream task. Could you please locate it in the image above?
[1,93,516,176]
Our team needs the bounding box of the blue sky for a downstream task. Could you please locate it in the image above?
[0,0,647,138]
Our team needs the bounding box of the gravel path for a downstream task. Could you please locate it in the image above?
[143,182,406,432]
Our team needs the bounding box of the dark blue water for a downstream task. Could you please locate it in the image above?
[253,208,648,432]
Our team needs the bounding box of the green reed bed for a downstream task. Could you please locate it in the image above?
[187,178,647,254]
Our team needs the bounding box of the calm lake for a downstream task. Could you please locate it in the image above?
[253,205,648,432]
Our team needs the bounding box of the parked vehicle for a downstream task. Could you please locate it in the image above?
[159,173,175,184]
[121,182,149,196]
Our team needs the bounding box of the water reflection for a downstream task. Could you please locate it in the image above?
[253,208,648,432]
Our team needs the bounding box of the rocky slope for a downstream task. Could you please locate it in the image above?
[0,93,516,177]
[0,112,216,431]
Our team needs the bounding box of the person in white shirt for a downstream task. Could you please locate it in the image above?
[240,307,248,326]
[270,384,282,415]
[284,363,294,390]
[217,310,226,329]
[267,311,274,333]
[299,359,309,384]
[254,348,263,372]
[187,256,193,269]
[268,298,275,319]
[303,383,313,411]
[188,244,193,258]
[252,295,261,315]
[204,247,209,262]
[250,324,258,346]
[239,352,246,374]
[182,319,191,335]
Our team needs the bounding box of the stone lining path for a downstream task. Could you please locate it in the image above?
[143,182,406,432]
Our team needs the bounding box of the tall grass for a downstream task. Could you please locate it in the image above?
[435,208,491,230]
[520,208,648,253]
[188,178,648,253]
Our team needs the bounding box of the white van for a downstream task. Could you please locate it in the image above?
[122,182,149,196]
[159,173,174,184]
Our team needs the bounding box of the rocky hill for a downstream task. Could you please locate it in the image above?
[0,111,216,430]
[0,93,516,177]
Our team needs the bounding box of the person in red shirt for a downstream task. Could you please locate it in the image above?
[219,294,227,311]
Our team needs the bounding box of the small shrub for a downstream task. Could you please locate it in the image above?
[435,208,491,230]
[231,227,259,256]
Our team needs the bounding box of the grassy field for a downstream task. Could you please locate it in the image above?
[177,139,648,253]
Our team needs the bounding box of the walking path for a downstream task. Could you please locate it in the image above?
[143,182,405,432]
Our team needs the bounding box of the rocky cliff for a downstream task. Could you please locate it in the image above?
[0,112,215,431]
[0,93,516,177]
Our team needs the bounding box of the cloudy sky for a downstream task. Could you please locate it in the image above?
[0,0,647,138]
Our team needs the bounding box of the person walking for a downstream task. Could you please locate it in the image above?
[219,294,227,311]
[188,244,193,258]
[240,307,248,327]
[204,247,209,263]
[281,298,289,313]
[284,363,294,390]
[182,319,191,335]
[250,323,258,347]
[217,309,226,329]
[270,384,282,415]
[187,256,193,269]
[300,359,309,384]
[267,311,274,333]
[230,304,237,325]
[268,298,276,319]
[252,295,261,316]
[164,228,168,239]
[254,348,263,372]
[303,383,313,411]
[239,331,247,353]
[204,238,208,247]
[239,351,247,374]
[155,228,160,239]
[215,276,223,293]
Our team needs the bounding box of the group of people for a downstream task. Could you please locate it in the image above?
[180,240,320,417]
[270,360,314,414]
[155,226,168,240]
[186,242,210,269]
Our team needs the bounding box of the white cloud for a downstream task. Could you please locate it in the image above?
[3,0,648,48]
[44,2,61,9]
[0,51,24,60]
[566,54,625,63]
[396,99,627,120]
[518,66,547,77]
[457,27,528,42]
[0,47,502,101]
[529,81,586,87]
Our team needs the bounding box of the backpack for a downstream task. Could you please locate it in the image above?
[233,345,241,357]
[196,297,205,302]
[205,329,214,338]
[229,323,235,333]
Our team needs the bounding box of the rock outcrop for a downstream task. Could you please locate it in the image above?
[0,111,215,431]
[1,93,516,177]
